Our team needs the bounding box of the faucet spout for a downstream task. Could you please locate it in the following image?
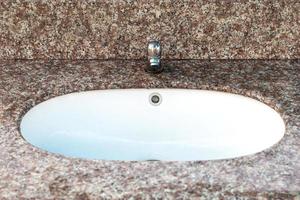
[147,40,162,73]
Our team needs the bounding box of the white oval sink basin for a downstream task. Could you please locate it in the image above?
[20,89,285,161]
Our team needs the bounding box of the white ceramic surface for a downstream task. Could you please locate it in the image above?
[20,89,285,161]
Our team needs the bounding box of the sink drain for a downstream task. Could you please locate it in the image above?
[149,92,162,106]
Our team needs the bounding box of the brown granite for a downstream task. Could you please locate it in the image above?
[1,1,299,59]
[0,59,299,199]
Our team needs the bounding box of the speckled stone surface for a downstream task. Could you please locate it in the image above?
[1,1,299,59]
[0,59,299,199]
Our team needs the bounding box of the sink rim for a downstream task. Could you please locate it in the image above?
[18,88,286,162]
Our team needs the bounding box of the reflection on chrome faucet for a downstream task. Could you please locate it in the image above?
[147,40,162,73]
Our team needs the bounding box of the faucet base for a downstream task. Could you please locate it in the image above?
[145,64,163,74]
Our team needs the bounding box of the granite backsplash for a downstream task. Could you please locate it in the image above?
[0,0,299,60]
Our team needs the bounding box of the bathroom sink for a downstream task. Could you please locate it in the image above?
[20,89,285,161]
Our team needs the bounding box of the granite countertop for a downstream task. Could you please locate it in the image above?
[1,1,300,60]
[0,60,299,199]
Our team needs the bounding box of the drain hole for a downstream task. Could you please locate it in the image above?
[151,95,160,104]
[149,93,162,106]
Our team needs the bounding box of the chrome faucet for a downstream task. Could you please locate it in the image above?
[147,40,162,73]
